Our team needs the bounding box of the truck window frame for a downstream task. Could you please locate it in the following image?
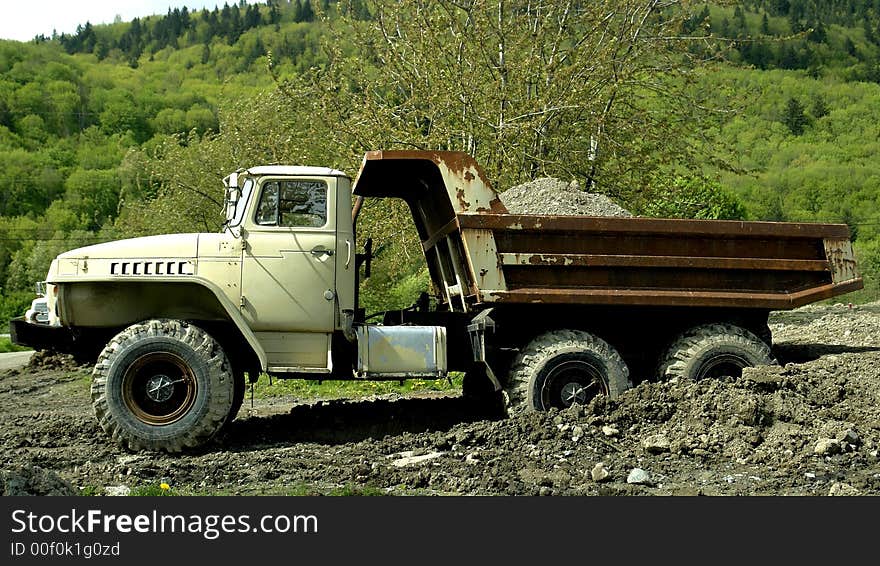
[252,178,329,229]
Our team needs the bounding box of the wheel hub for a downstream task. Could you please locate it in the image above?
[145,374,176,403]
[122,352,197,425]
[560,382,589,406]
[699,353,750,379]
[540,357,609,409]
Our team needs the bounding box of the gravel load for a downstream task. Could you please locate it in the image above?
[499,177,632,217]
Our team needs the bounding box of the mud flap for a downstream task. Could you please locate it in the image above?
[467,309,502,392]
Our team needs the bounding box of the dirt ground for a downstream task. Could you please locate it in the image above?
[1,302,879,496]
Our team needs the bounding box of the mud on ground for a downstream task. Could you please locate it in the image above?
[1,302,879,496]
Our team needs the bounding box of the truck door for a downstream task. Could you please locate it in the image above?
[240,177,337,370]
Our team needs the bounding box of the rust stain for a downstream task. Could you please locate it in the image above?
[475,197,509,214]
[456,187,471,211]
[457,213,852,239]
[464,170,475,182]
[823,238,860,284]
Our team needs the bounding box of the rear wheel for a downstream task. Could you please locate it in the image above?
[91,320,234,452]
[657,323,776,381]
[505,329,631,413]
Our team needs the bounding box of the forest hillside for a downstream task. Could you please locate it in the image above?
[0,0,878,322]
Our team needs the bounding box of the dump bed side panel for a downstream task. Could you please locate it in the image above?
[351,150,862,312]
[457,214,863,310]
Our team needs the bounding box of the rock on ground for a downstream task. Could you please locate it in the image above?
[1,465,78,496]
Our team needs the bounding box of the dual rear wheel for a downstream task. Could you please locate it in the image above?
[502,323,776,414]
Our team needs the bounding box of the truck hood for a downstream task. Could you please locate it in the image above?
[57,234,200,260]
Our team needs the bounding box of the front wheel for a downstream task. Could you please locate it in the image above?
[91,320,235,452]
[505,329,631,413]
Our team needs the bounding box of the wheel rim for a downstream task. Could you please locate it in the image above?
[122,352,197,425]
[540,358,608,409]
[697,353,751,380]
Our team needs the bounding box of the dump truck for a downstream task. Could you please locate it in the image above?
[10,150,863,452]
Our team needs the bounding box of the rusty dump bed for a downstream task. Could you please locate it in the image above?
[352,151,863,311]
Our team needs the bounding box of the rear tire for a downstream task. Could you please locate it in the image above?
[91,320,234,452]
[505,329,631,413]
[657,323,776,381]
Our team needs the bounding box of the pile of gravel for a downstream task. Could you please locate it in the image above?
[499,177,632,217]
[1,465,78,496]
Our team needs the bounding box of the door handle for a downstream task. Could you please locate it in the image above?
[311,247,334,258]
[345,240,352,268]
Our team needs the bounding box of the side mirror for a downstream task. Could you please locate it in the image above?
[225,187,240,223]
[223,172,241,223]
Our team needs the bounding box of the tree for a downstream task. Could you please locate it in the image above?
[638,177,746,220]
[811,94,829,119]
[844,36,858,58]
[300,0,315,23]
[63,168,121,230]
[268,1,281,25]
[782,97,808,135]
[285,0,727,202]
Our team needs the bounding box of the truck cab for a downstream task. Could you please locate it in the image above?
[223,165,356,374]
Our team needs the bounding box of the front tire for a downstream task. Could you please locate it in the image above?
[91,320,234,452]
[505,329,631,413]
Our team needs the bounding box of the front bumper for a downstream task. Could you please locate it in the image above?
[9,317,76,354]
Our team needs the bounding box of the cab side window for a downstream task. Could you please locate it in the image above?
[255,180,327,228]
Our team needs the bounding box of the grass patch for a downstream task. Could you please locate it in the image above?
[250,372,464,400]
[286,483,387,496]
[0,336,30,353]
[130,482,176,496]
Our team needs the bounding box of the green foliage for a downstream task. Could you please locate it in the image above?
[0,337,30,352]
[782,97,808,135]
[285,0,727,201]
[0,0,878,318]
[0,290,34,329]
[359,267,431,319]
[63,169,121,229]
[638,177,746,220]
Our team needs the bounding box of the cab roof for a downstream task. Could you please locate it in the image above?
[245,165,348,178]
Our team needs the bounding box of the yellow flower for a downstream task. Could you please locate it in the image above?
[160,483,170,491]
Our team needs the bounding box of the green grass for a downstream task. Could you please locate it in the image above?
[0,336,30,353]
[130,483,176,496]
[249,371,464,400]
[286,483,387,496]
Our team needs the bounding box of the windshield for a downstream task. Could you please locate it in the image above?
[229,177,254,227]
